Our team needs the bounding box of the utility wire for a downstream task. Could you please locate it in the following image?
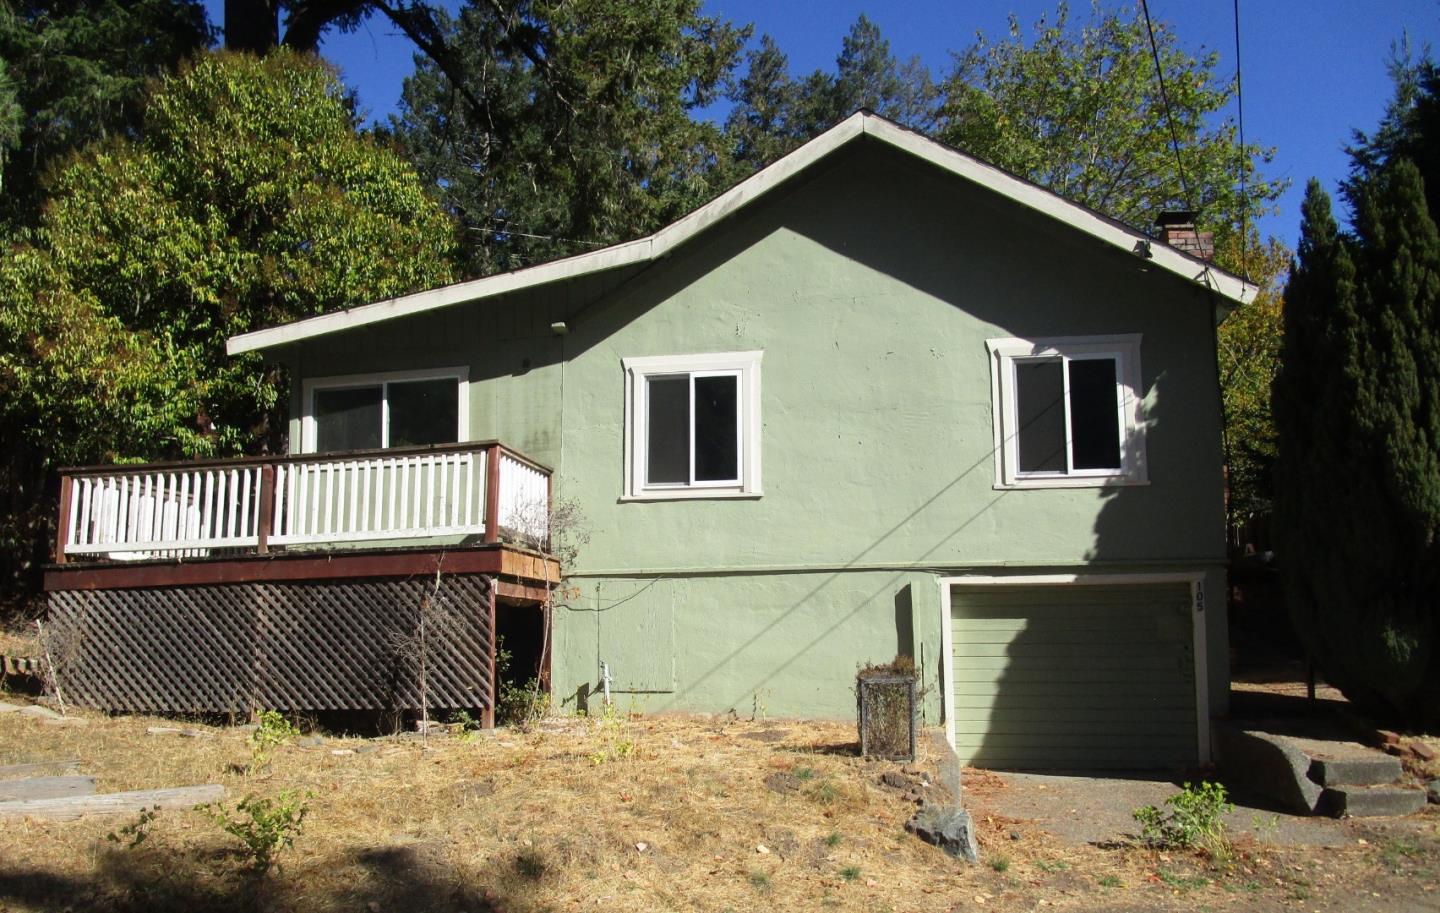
[1233,0,1250,279]
[1139,0,1193,210]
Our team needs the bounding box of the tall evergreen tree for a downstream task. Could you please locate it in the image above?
[0,0,212,228]
[724,16,936,173]
[1275,161,1440,724]
[389,0,746,277]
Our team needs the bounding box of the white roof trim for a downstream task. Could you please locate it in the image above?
[227,112,1253,355]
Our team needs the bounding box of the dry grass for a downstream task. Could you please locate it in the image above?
[0,704,1435,913]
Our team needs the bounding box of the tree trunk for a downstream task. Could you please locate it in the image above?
[225,0,281,53]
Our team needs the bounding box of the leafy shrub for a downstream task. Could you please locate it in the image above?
[106,806,157,849]
[202,790,312,873]
[1133,781,1233,856]
[248,710,299,771]
[495,639,549,730]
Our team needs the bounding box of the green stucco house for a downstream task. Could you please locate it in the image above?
[52,113,1253,770]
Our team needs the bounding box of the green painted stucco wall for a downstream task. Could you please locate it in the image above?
[282,138,1231,729]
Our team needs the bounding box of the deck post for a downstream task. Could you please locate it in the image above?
[54,474,73,565]
[484,575,498,729]
[256,464,276,554]
[483,443,501,545]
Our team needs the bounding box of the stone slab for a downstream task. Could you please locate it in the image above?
[0,760,81,780]
[0,776,96,802]
[1212,723,1324,815]
[1321,786,1427,818]
[1309,755,1403,788]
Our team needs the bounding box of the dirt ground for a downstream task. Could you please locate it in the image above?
[0,704,1437,913]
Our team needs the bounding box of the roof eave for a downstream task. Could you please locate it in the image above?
[226,111,1253,356]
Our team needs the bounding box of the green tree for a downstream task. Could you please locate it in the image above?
[1216,234,1289,523]
[0,50,456,589]
[1275,163,1440,723]
[724,16,936,172]
[0,58,20,184]
[389,0,746,277]
[0,0,212,228]
[937,2,1282,247]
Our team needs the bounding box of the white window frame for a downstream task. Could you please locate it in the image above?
[300,366,469,454]
[622,351,763,500]
[985,335,1147,489]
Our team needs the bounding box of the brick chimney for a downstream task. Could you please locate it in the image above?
[1155,210,1214,261]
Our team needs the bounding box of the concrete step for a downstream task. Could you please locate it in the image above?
[1321,785,1427,818]
[1309,755,1404,788]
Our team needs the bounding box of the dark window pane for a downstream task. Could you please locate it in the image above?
[314,386,382,452]
[694,375,739,482]
[388,378,459,448]
[646,375,689,484]
[1068,358,1122,469]
[1015,359,1066,473]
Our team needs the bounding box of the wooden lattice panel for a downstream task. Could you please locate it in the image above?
[46,575,494,714]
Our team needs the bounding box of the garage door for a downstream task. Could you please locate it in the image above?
[948,583,1197,770]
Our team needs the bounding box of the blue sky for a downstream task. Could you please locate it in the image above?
[202,1,1440,248]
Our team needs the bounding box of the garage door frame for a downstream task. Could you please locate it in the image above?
[937,572,1209,765]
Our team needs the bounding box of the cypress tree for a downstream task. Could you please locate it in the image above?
[1275,166,1440,725]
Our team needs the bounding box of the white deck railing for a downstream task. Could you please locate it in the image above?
[57,442,551,560]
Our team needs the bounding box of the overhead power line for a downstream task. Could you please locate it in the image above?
[1139,0,1194,211]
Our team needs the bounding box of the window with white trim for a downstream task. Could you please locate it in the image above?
[986,336,1147,488]
[623,352,762,499]
[301,367,469,453]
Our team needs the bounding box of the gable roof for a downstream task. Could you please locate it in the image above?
[227,112,1255,356]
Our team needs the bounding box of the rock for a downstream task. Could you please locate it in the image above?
[1375,729,1402,748]
[1427,779,1440,804]
[881,770,920,791]
[0,702,22,714]
[18,705,62,721]
[1009,831,1021,841]
[1408,741,1438,763]
[905,805,979,864]
[297,735,326,749]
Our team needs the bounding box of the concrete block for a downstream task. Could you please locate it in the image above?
[1322,786,1427,818]
[1309,756,1403,788]
[1212,723,1324,815]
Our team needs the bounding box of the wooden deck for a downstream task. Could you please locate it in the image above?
[43,443,558,724]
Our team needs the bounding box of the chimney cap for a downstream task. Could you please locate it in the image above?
[1155,209,1200,228]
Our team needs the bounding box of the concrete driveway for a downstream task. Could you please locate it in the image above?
[965,770,1362,847]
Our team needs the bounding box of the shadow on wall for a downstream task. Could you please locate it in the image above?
[527,142,1221,731]
[968,356,1217,773]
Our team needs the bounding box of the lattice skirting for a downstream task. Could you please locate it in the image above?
[46,575,495,714]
